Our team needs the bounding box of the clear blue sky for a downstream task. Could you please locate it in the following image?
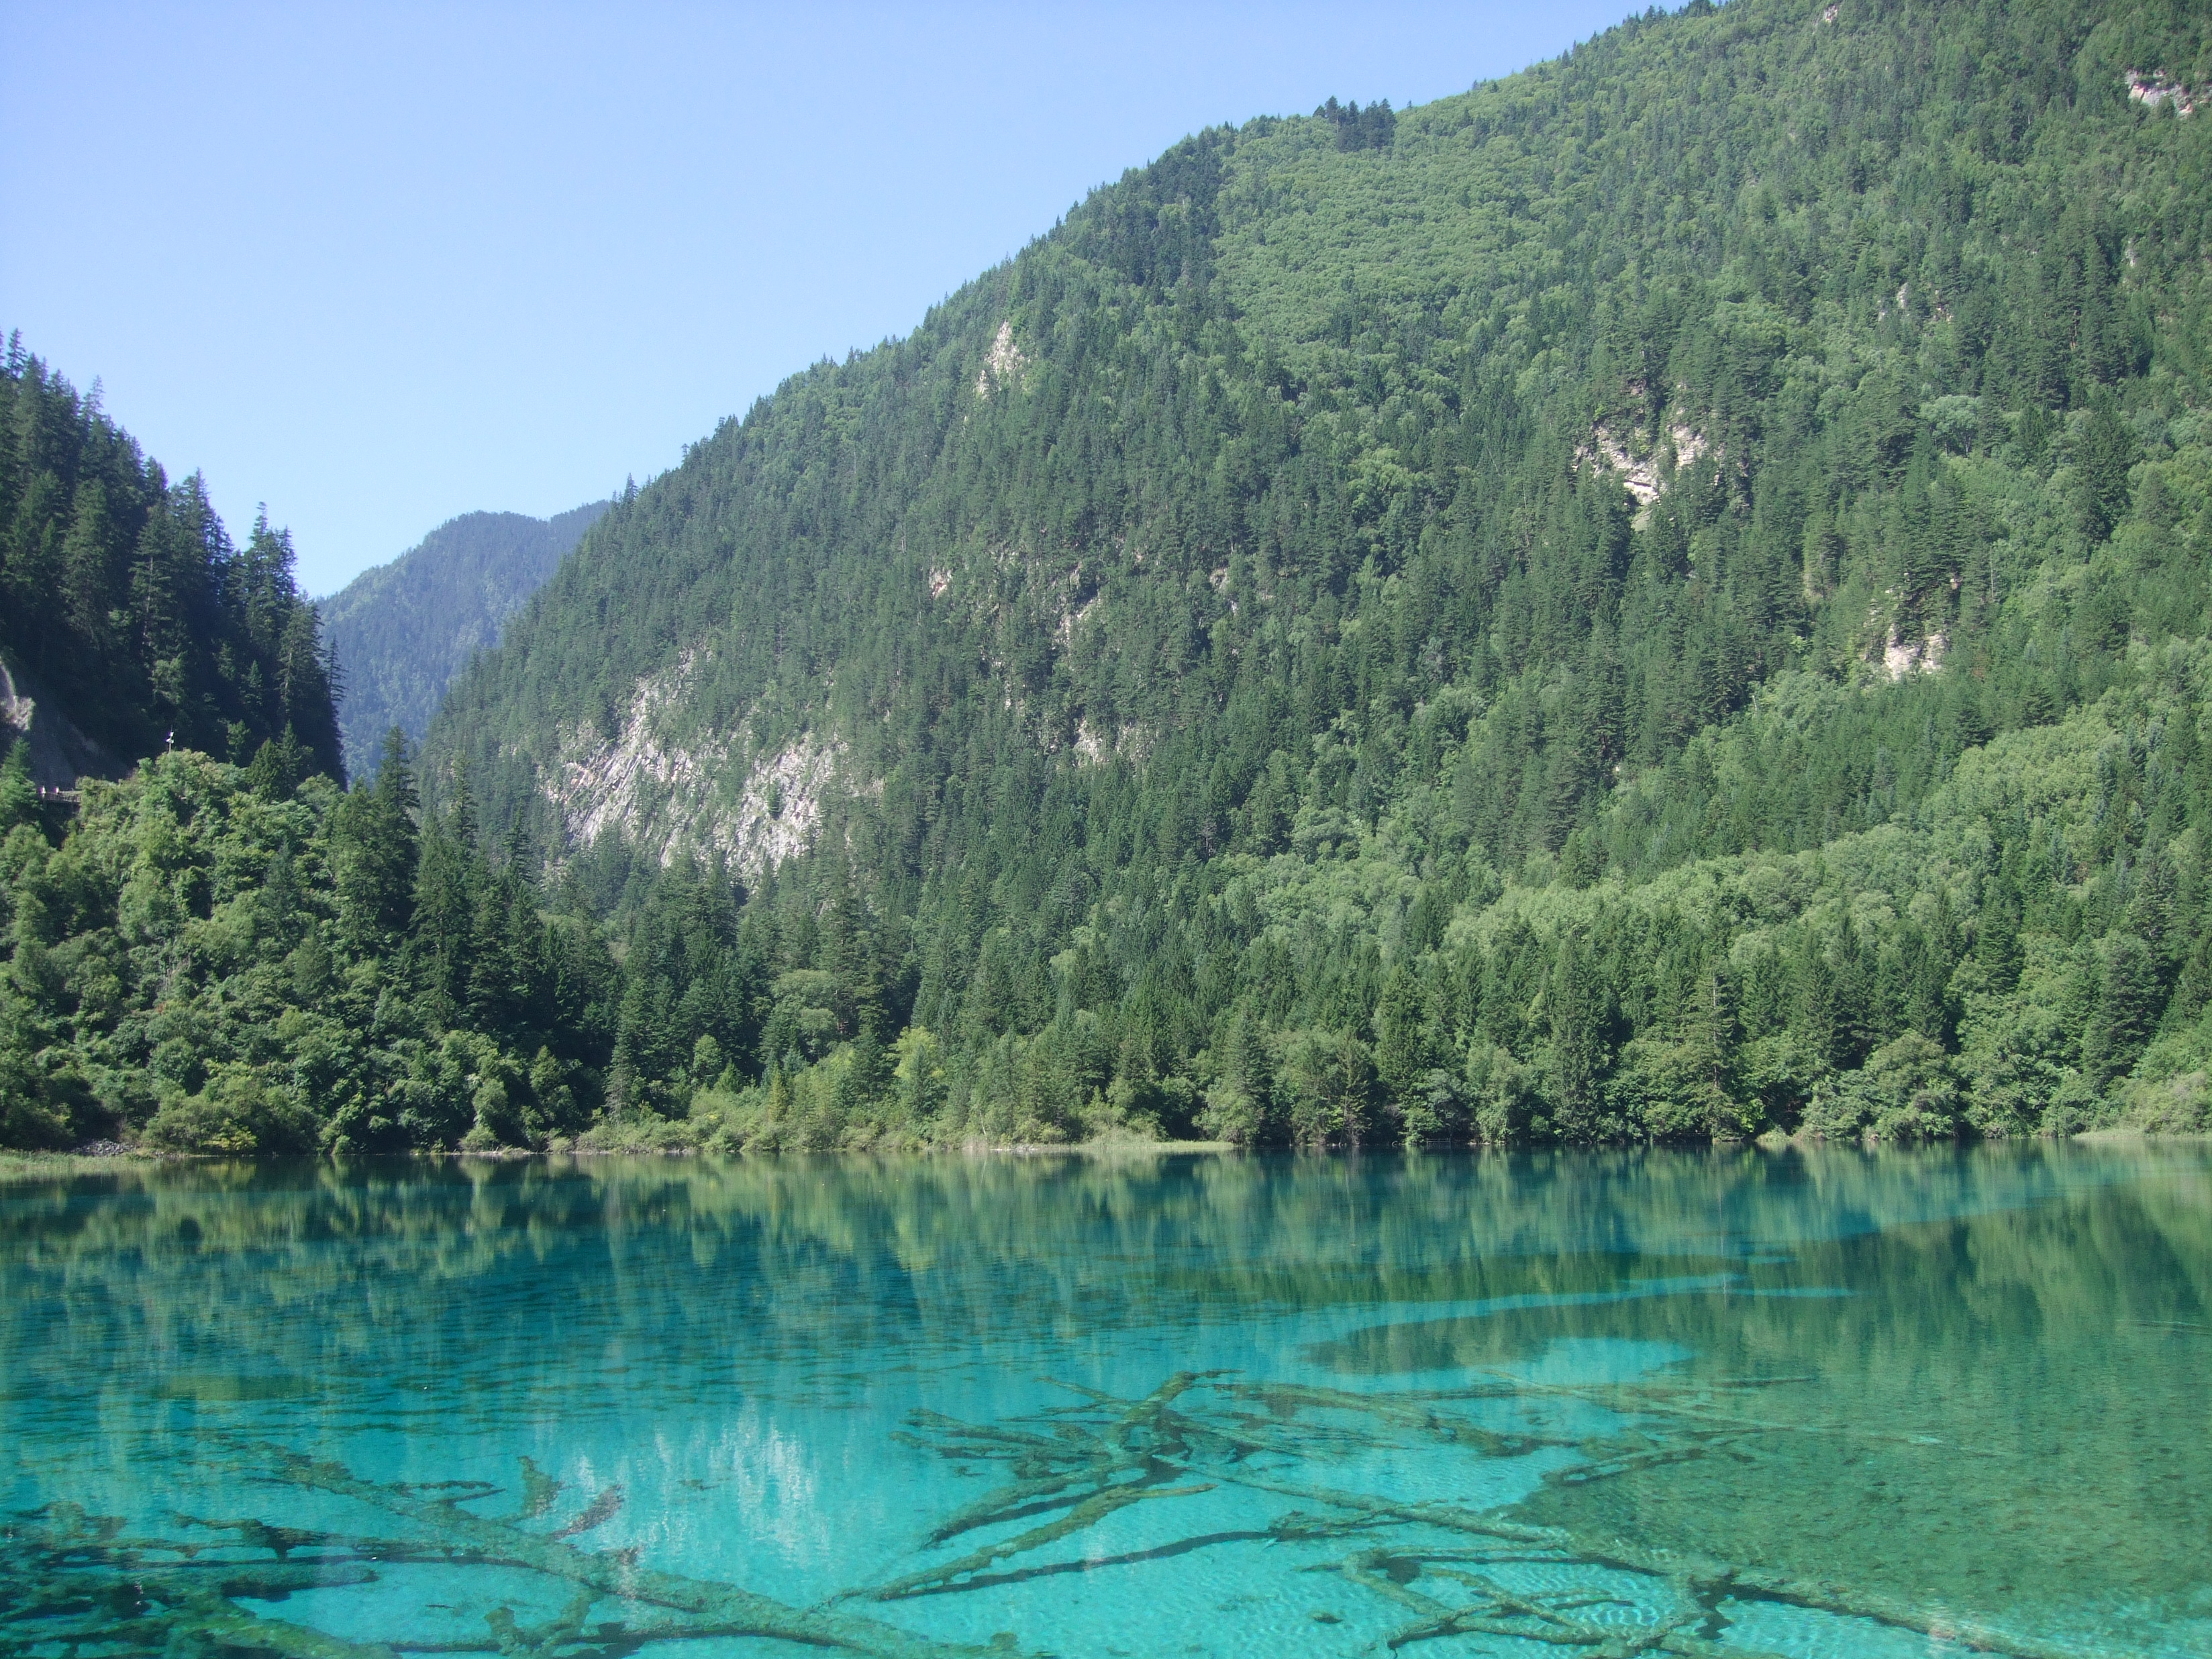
[2,2,1634,595]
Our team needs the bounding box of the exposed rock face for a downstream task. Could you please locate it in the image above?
[725,738,847,873]
[1580,418,1710,505]
[0,656,123,791]
[974,320,1029,399]
[549,655,848,880]
[1879,630,1947,682]
[2127,72,2201,116]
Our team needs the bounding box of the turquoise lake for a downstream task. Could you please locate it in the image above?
[3,1145,2208,1656]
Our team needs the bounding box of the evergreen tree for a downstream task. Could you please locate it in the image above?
[11,0,2212,1152]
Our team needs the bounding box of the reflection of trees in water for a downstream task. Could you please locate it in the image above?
[1315,1175,2212,1622]
[9,1148,2207,1415]
[4,1144,2190,1319]
[875,1370,2096,1656]
[4,1146,2205,1652]
[5,1368,2089,1657]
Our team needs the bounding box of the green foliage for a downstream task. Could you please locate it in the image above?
[0,339,342,776]
[319,501,607,777]
[0,741,617,1152]
[12,0,2212,1150]
[142,1063,317,1155]
[0,742,36,836]
[404,0,2210,1151]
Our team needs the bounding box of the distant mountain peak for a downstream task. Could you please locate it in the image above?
[320,499,608,774]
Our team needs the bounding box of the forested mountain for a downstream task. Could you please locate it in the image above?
[320,501,608,778]
[8,0,2212,1153]
[0,339,342,785]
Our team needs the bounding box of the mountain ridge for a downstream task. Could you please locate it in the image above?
[319,499,609,776]
[444,0,2210,866]
[401,0,2212,1148]
[0,340,342,785]
[9,0,2212,1154]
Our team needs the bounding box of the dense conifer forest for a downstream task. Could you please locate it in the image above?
[7,0,2212,1153]
[319,500,608,779]
[0,340,342,781]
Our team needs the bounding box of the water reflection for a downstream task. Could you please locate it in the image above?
[3,1144,2206,1656]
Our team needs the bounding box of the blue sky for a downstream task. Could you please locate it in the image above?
[3,2,1633,595]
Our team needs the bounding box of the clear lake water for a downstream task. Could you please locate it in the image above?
[3,1143,2209,1656]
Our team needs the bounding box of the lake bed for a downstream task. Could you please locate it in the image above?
[3,1145,2207,1656]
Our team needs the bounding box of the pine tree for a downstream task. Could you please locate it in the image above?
[2086,933,2159,1088]
[1373,966,1431,1106]
[1546,933,1606,1142]
[334,727,420,946]
[2076,395,2136,542]
[0,738,35,834]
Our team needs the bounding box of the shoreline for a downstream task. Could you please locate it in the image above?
[5,1128,2208,1178]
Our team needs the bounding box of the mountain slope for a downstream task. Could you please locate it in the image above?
[319,500,608,776]
[10,0,2212,1154]
[415,0,2212,1145]
[0,340,342,784]
[444,1,2209,874]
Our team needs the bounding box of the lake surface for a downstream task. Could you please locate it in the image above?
[3,1146,2207,1657]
